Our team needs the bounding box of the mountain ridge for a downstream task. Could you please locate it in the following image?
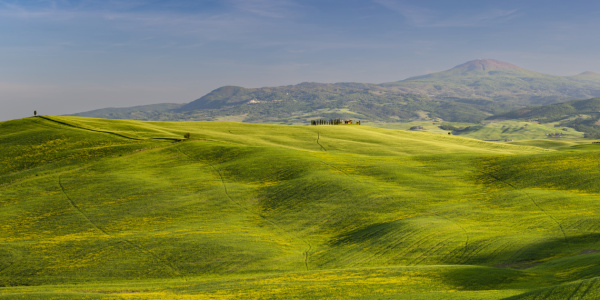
[69,59,600,124]
[403,59,530,81]
[452,58,524,72]
[381,59,600,103]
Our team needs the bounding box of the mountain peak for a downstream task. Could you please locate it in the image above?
[448,59,524,74]
[400,59,530,81]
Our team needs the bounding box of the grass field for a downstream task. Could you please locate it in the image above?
[370,120,585,141]
[2,116,600,299]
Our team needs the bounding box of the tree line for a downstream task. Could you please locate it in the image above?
[311,118,361,125]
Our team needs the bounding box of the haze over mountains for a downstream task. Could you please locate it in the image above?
[71,59,600,124]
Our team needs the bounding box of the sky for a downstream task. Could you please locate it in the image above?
[2,0,600,121]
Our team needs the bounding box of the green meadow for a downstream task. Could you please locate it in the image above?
[371,120,584,141]
[2,116,600,299]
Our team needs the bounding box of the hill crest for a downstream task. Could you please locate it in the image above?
[399,59,541,81]
[69,59,600,123]
[447,59,525,74]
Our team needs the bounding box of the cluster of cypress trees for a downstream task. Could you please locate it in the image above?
[310,119,360,125]
[311,118,342,125]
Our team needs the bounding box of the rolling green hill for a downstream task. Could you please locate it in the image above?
[370,120,585,141]
[491,97,600,138]
[65,103,184,121]
[69,59,600,124]
[3,116,600,299]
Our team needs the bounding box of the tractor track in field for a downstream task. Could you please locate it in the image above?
[58,172,181,277]
[315,149,469,264]
[488,174,571,250]
[433,213,470,262]
[366,229,436,265]
[316,132,327,151]
[0,263,12,275]
[38,115,235,146]
[410,236,454,266]
[177,146,312,271]
[318,160,362,184]
[578,277,598,299]
[37,116,183,142]
[404,231,450,266]
[567,279,587,299]
[59,174,110,236]
[463,239,493,261]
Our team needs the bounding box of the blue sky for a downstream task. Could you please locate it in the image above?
[2,0,600,120]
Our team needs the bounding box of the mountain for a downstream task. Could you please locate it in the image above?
[75,82,483,123]
[406,59,528,79]
[6,116,600,298]
[178,86,253,110]
[70,59,600,124]
[382,59,600,104]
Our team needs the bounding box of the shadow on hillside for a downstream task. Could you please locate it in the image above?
[463,233,600,271]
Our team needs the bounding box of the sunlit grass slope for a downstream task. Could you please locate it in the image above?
[455,121,584,141]
[370,120,584,141]
[2,116,600,299]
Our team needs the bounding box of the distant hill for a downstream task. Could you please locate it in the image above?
[382,59,600,105]
[572,71,600,81]
[490,97,600,138]
[73,82,491,123]
[70,59,600,124]
[68,103,184,120]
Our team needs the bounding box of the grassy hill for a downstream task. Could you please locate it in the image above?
[3,116,600,299]
[370,120,585,141]
[490,97,600,138]
[65,103,184,121]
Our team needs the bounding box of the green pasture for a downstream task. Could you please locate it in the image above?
[369,120,584,141]
[2,116,600,298]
